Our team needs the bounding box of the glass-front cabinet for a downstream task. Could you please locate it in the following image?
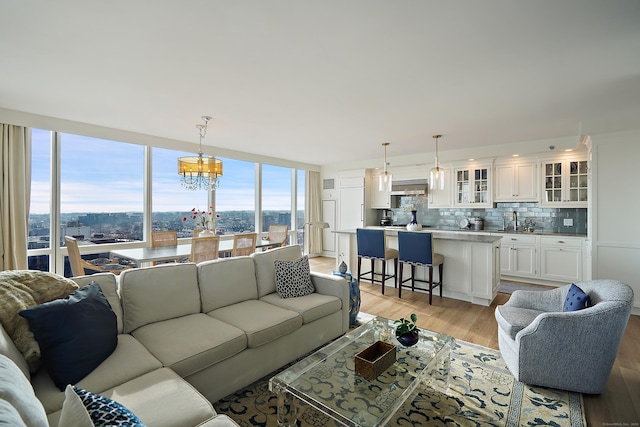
[540,155,588,207]
[453,162,492,207]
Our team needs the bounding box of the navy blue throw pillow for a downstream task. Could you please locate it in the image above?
[20,281,117,390]
[563,283,591,312]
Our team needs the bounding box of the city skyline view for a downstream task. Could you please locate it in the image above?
[29,129,302,215]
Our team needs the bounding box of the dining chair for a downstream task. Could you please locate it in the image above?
[151,230,178,265]
[231,233,257,257]
[65,236,130,277]
[267,225,289,247]
[356,228,398,295]
[396,231,444,304]
[190,235,219,264]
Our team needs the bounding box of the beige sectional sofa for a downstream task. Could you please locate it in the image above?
[0,245,350,426]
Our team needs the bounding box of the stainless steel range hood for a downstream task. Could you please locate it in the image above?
[389,179,428,196]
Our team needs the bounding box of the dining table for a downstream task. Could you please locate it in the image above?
[110,238,281,267]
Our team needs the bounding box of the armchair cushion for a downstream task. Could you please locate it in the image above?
[495,306,544,340]
[563,283,591,312]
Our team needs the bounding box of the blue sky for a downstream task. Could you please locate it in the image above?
[30,129,301,214]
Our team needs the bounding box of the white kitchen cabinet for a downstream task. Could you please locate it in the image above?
[539,236,583,282]
[367,169,391,209]
[499,234,537,278]
[540,156,588,207]
[427,166,453,208]
[494,160,537,202]
[453,162,493,207]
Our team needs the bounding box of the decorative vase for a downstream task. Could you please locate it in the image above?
[348,277,361,328]
[198,229,214,237]
[406,210,422,231]
[338,261,348,274]
[395,329,419,347]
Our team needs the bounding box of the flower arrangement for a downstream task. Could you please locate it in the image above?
[183,206,219,231]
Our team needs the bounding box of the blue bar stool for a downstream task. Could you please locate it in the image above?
[397,231,444,305]
[356,228,398,295]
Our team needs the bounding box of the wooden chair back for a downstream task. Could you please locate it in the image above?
[151,230,178,247]
[232,233,257,257]
[267,225,289,247]
[190,236,219,264]
[65,235,131,276]
[65,236,86,277]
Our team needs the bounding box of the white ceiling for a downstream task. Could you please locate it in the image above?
[1,1,639,166]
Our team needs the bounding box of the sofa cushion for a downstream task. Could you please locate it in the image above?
[19,282,117,391]
[495,305,544,340]
[131,313,246,378]
[34,334,162,415]
[0,270,79,372]
[209,300,302,348]
[0,322,30,380]
[260,293,342,324]
[59,385,145,427]
[198,257,258,312]
[563,283,591,312]
[119,263,200,333]
[251,245,304,298]
[0,354,48,427]
[274,256,315,298]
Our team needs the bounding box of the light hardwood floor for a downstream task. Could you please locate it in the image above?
[309,256,640,425]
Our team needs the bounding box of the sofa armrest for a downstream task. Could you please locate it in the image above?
[310,272,350,333]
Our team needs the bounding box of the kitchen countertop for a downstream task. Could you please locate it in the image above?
[334,227,502,243]
[334,226,587,239]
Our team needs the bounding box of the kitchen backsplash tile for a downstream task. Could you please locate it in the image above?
[383,198,586,234]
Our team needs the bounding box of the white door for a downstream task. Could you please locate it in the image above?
[322,200,336,253]
[339,187,364,230]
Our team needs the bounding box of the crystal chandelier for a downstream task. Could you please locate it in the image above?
[178,116,223,190]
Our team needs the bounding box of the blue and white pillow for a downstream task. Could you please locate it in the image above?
[58,385,146,427]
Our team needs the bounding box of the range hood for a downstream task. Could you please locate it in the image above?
[389,179,428,196]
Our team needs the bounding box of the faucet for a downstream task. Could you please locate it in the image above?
[512,211,518,231]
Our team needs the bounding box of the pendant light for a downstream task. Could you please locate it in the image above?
[379,142,392,192]
[429,135,444,190]
[178,116,223,191]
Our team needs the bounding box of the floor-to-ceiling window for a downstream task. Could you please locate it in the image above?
[60,133,144,244]
[262,164,292,233]
[215,157,256,234]
[26,129,309,276]
[152,147,208,237]
[296,169,305,247]
[27,129,52,271]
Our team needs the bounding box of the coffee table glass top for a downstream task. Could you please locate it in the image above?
[269,316,454,427]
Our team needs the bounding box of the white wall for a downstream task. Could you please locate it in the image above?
[591,130,640,314]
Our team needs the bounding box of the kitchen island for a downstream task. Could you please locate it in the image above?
[334,227,502,306]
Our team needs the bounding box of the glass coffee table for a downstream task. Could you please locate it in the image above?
[269,316,454,427]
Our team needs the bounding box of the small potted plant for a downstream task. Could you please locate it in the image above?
[394,313,420,347]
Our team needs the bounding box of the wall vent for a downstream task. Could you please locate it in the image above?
[323,178,335,190]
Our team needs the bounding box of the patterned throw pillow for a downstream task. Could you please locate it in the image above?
[60,385,146,427]
[274,256,315,298]
[563,283,591,312]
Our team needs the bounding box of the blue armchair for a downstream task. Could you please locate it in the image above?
[495,280,633,394]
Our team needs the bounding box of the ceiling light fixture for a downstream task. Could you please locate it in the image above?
[379,142,393,192]
[178,116,223,191]
[429,135,444,190]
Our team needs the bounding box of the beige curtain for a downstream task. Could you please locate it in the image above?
[1,124,31,270]
[307,171,323,254]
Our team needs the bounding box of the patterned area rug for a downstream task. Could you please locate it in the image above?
[214,339,586,427]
